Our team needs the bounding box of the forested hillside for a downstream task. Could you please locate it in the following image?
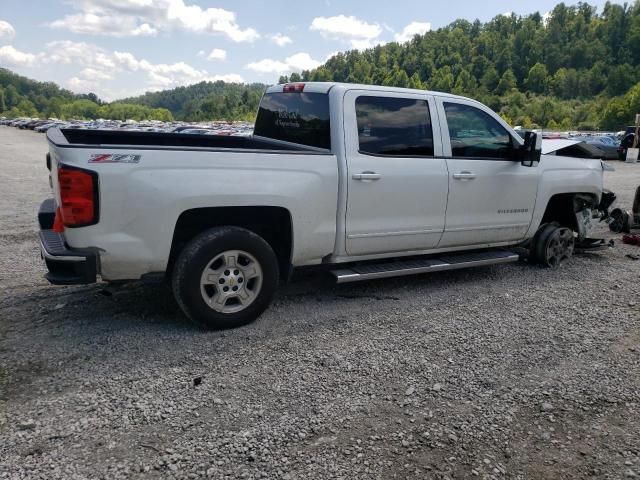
[287,2,640,130]
[119,82,266,121]
[0,68,173,121]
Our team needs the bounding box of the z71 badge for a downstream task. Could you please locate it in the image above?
[89,153,141,164]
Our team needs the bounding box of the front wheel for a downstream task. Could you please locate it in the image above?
[172,226,279,329]
[531,223,575,269]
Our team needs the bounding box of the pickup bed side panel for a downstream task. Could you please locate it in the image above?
[51,146,338,280]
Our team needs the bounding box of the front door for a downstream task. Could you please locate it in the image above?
[436,99,539,247]
[343,90,449,256]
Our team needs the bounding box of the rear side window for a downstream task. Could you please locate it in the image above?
[254,92,330,149]
[356,96,434,156]
[444,102,513,159]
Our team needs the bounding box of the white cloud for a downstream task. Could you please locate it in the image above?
[50,13,157,37]
[5,40,243,99]
[46,40,108,66]
[206,48,227,61]
[310,15,382,49]
[0,20,15,39]
[209,73,244,83]
[285,53,321,71]
[246,52,320,75]
[66,76,102,94]
[246,59,289,75]
[394,21,431,43]
[0,45,38,67]
[269,33,292,47]
[49,0,259,42]
[79,67,113,80]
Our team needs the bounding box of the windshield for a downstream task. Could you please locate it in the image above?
[254,92,331,150]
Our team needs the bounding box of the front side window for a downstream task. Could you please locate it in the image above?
[356,96,434,156]
[444,102,513,159]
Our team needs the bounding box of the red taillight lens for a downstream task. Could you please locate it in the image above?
[58,165,98,227]
[283,83,305,93]
[53,207,64,233]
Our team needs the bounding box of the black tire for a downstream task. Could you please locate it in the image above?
[172,226,279,329]
[528,222,549,264]
[532,223,575,269]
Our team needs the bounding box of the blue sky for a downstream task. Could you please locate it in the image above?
[0,0,625,100]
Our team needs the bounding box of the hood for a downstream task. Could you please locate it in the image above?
[541,139,605,159]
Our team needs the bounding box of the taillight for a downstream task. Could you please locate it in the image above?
[58,165,99,227]
[283,83,305,93]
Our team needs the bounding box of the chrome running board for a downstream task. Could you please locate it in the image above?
[331,250,520,284]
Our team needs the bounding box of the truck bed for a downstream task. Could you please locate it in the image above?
[47,128,323,153]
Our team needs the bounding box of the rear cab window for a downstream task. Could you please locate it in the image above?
[355,96,434,156]
[254,92,331,150]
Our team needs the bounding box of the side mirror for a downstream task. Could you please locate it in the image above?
[519,131,542,167]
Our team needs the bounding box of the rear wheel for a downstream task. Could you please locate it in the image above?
[532,223,575,269]
[172,226,279,329]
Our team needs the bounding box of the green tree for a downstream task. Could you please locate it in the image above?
[607,63,635,96]
[480,67,500,93]
[430,66,454,92]
[16,98,38,117]
[524,63,548,94]
[496,69,517,95]
[408,72,424,90]
[4,84,19,109]
[453,69,477,96]
[62,99,100,119]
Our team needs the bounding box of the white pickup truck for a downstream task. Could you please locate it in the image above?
[39,82,615,329]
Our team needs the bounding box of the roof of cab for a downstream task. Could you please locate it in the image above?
[265,82,469,101]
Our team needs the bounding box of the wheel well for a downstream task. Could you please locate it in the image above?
[540,193,597,231]
[169,206,293,282]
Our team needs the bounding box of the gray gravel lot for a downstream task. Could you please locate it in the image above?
[0,126,639,480]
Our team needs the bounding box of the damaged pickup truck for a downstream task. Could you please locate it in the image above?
[39,82,616,329]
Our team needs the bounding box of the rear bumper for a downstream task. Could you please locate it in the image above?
[38,199,98,285]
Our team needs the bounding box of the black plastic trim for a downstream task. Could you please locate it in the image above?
[39,229,97,285]
[38,198,56,230]
[46,128,331,155]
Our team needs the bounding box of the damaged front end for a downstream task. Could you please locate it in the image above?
[574,190,617,252]
[608,186,640,234]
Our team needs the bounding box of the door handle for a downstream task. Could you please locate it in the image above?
[352,172,381,181]
[453,171,476,180]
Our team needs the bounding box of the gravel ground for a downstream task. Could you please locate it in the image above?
[0,126,639,480]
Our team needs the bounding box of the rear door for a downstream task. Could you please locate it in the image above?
[436,98,538,247]
[343,90,449,256]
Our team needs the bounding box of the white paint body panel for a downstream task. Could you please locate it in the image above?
[342,89,448,255]
[47,82,605,281]
[48,145,338,279]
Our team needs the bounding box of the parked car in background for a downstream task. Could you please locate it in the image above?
[1,117,255,135]
[619,132,637,160]
[179,128,216,135]
[580,136,620,160]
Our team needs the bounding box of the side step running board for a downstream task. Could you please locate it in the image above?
[331,250,520,284]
